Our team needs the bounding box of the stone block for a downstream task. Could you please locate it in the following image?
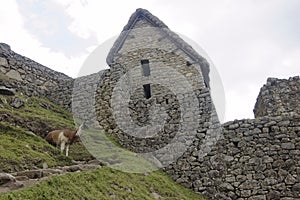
[0,173,16,185]
[0,57,8,67]
[6,70,22,81]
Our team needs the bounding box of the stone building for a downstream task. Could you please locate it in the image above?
[2,8,299,199]
[93,9,300,199]
[94,8,220,165]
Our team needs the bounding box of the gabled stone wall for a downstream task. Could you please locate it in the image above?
[93,12,215,168]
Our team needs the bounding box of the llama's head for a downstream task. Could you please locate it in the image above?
[75,123,84,137]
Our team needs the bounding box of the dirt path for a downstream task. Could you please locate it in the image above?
[0,159,104,194]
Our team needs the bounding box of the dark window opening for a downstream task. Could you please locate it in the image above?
[204,81,209,88]
[233,141,239,148]
[166,99,169,104]
[141,59,150,76]
[186,61,192,66]
[143,84,151,99]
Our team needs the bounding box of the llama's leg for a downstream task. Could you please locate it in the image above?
[60,141,65,154]
[66,144,70,157]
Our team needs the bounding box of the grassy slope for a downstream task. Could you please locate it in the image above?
[0,122,71,172]
[0,94,74,134]
[0,167,205,200]
[0,93,92,172]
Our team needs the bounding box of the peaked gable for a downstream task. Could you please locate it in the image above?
[106,8,210,87]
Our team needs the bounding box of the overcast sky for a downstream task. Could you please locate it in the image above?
[0,0,299,122]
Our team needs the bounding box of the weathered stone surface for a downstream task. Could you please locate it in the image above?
[0,57,8,67]
[0,173,16,185]
[42,169,63,176]
[281,142,295,150]
[15,176,29,181]
[6,70,22,81]
[266,190,281,200]
[16,170,42,179]
[292,183,300,192]
[219,182,234,191]
[62,165,82,172]
[254,76,300,117]
[285,174,297,185]
[0,86,15,96]
[248,195,266,200]
[10,97,24,108]
[0,43,73,110]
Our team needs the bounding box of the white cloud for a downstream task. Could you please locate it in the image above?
[0,0,93,77]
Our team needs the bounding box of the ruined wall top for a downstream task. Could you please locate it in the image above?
[254,76,300,118]
[0,42,72,88]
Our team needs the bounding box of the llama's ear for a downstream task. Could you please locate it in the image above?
[76,124,83,136]
[79,123,84,130]
[76,130,81,136]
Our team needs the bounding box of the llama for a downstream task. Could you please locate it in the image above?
[45,124,83,156]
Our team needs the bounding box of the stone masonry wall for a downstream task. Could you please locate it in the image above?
[0,43,73,110]
[163,76,300,200]
[254,76,300,118]
[46,79,74,111]
[95,64,216,156]
[92,11,300,199]
[164,114,300,200]
[94,15,211,156]
[72,71,106,126]
[114,25,206,90]
[94,55,300,200]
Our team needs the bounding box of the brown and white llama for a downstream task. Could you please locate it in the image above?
[45,124,83,156]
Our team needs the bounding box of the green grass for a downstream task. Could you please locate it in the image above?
[0,167,205,200]
[0,94,93,172]
[0,94,74,133]
[0,122,72,172]
[79,128,159,173]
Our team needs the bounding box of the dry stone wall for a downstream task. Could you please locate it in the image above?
[163,77,300,200]
[254,76,300,118]
[46,79,74,111]
[0,43,73,110]
[94,15,211,156]
[0,43,72,89]
[95,65,217,155]
[93,59,300,200]
[72,71,106,126]
[164,114,300,200]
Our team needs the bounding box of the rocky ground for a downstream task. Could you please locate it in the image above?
[0,159,104,194]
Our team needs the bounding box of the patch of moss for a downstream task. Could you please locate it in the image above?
[0,167,206,200]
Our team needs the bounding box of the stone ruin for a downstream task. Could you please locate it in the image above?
[1,8,300,200]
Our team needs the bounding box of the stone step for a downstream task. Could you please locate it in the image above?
[0,160,105,194]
